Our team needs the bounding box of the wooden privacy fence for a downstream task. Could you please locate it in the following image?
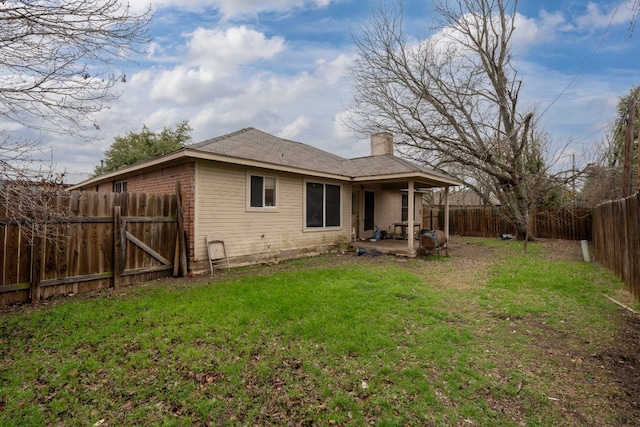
[424,207,592,240]
[592,193,640,300]
[1,188,187,306]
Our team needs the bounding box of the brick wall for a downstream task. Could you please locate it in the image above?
[93,162,197,263]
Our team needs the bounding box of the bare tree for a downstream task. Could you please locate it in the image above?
[0,134,69,242]
[348,0,571,240]
[632,0,640,34]
[0,0,151,135]
[0,0,151,241]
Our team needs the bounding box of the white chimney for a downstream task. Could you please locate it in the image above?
[370,132,394,156]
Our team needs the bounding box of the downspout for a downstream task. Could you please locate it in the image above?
[444,186,450,256]
[408,180,415,254]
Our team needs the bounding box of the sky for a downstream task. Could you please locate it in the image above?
[39,0,640,180]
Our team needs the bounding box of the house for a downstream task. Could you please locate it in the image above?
[70,128,460,270]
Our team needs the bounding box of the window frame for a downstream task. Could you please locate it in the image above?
[113,180,127,193]
[304,180,342,230]
[246,172,279,212]
[401,193,409,222]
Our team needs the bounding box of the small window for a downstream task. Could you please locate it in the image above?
[114,181,127,193]
[264,177,276,207]
[306,182,341,228]
[401,193,408,222]
[249,174,277,208]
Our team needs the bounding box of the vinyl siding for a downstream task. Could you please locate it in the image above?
[194,161,351,265]
[364,189,422,237]
[375,190,400,235]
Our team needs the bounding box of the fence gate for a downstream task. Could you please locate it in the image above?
[1,189,186,306]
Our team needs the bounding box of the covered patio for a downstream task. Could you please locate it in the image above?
[350,174,460,257]
[343,132,462,258]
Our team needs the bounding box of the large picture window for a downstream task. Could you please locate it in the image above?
[249,175,276,208]
[306,182,341,228]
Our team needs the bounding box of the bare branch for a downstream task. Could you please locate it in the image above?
[0,0,151,242]
[0,0,151,136]
[348,0,570,240]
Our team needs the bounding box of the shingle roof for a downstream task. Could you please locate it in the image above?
[346,154,448,179]
[188,127,458,185]
[61,172,93,186]
[189,127,351,176]
[71,127,460,190]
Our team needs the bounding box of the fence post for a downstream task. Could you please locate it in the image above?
[174,181,188,277]
[113,206,123,290]
[30,234,43,303]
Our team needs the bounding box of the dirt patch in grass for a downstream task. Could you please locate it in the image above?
[538,240,640,424]
[491,311,640,426]
[591,312,640,425]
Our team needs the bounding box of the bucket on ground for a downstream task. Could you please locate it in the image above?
[580,240,591,263]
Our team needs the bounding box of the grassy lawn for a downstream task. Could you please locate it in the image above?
[0,238,636,426]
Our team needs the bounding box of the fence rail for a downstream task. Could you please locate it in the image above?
[1,189,186,307]
[424,207,592,241]
[592,193,640,300]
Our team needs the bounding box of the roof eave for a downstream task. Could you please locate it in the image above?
[68,148,353,190]
[68,145,462,190]
[352,172,461,187]
[67,149,191,190]
[188,149,350,180]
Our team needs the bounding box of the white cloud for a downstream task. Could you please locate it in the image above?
[511,1,637,49]
[0,121,24,132]
[512,11,565,48]
[126,0,334,18]
[148,66,243,104]
[144,26,285,105]
[314,53,352,85]
[426,10,560,57]
[62,17,359,174]
[575,1,634,30]
[185,26,285,70]
[144,107,186,130]
[278,115,310,139]
[214,0,332,18]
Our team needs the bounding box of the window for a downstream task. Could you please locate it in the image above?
[401,193,408,222]
[114,181,127,193]
[249,174,277,208]
[306,182,341,228]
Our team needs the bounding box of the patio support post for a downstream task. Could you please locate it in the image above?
[444,186,450,253]
[408,180,415,254]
